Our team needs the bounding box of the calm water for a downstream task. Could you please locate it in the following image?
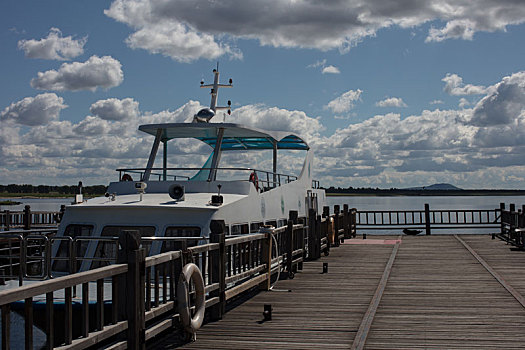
[0,197,71,212]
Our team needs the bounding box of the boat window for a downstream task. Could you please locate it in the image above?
[264,220,277,229]
[162,227,201,252]
[231,223,249,235]
[91,226,155,269]
[250,222,263,233]
[53,224,93,273]
[277,219,288,228]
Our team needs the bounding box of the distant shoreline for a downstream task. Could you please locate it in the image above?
[0,193,98,199]
[326,189,525,197]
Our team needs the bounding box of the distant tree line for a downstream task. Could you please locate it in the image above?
[0,184,107,195]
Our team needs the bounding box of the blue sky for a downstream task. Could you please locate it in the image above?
[1,1,525,189]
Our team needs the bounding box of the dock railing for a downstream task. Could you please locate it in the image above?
[0,208,359,349]
[356,203,501,235]
[0,205,63,231]
[497,203,525,248]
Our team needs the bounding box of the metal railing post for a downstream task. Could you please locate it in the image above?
[424,203,431,235]
[210,220,226,320]
[117,230,145,350]
[23,205,31,231]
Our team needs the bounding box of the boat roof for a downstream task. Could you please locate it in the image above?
[138,123,309,150]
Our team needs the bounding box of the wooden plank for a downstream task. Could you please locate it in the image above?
[455,235,525,308]
[351,241,399,350]
[55,321,128,350]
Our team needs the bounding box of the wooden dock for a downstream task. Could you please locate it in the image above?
[153,234,525,349]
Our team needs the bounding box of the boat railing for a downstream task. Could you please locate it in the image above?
[117,167,299,190]
[0,233,211,285]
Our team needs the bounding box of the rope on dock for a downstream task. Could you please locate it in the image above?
[454,234,525,308]
[350,239,400,350]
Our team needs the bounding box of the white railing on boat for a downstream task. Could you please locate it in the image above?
[117,167,299,190]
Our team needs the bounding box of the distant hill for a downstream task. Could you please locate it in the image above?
[405,183,462,190]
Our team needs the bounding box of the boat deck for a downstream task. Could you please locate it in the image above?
[152,234,525,349]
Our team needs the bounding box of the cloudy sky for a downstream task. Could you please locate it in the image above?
[1,0,525,189]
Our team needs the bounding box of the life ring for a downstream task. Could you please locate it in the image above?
[249,172,259,191]
[177,263,205,334]
[121,173,133,181]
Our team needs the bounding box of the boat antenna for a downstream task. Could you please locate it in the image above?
[193,65,233,123]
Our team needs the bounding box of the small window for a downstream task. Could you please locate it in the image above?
[92,226,155,269]
[231,223,249,235]
[162,227,201,252]
[53,224,93,272]
[277,219,288,228]
[250,222,263,233]
[264,220,277,229]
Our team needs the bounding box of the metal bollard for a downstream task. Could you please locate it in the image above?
[363,233,367,240]
[322,262,328,274]
[263,304,272,321]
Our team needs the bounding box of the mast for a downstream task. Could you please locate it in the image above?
[194,65,233,123]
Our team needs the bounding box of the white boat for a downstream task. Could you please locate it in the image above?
[52,68,326,272]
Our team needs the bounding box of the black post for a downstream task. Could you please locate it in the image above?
[510,204,516,243]
[334,205,340,246]
[5,210,10,231]
[343,204,349,239]
[307,209,317,260]
[288,211,298,274]
[210,220,226,320]
[286,220,294,277]
[351,208,357,238]
[322,206,331,254]
[117,230,145,350]
[23,205,31,231]
[424,203,431,235]
[500,203,505,237]
[316,215,323,258]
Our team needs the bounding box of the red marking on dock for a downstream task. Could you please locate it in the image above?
[342,239,401,245]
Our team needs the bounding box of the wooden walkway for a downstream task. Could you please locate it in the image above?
[153,235,525,349]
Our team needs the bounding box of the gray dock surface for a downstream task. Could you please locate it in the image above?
[154,235,525,349]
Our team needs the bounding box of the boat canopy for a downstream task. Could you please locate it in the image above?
[138,123,309,151]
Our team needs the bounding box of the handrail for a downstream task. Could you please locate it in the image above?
[117,166,299,188]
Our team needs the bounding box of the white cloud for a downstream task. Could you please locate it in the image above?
[30,56,123,91]
[322,65,340,74]
[469,71,525,126]
[442,73,487,96]
[232,104,324,142]
[375,97,407,108]
[18,28,86,60]
[426,19,476,42]
[325,90,362,114]
[4,70,525,188]
[0,93,67,126]
[90,98,140,121]
[125,22,242,63]
[105,0,525,61]
[459,98,470,109]
[307,59,327,69]
[430,99,444,105]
